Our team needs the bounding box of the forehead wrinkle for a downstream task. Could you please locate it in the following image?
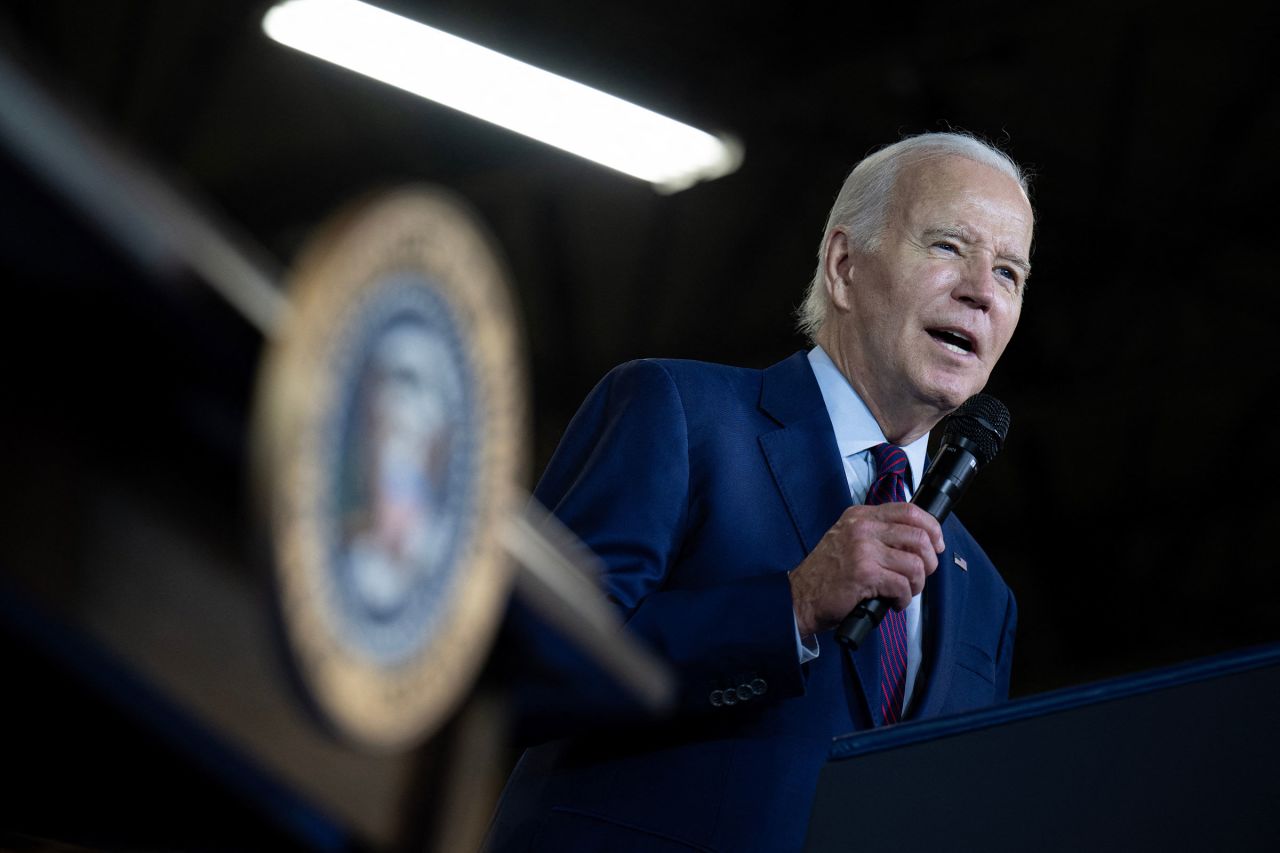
[922,224,976,242]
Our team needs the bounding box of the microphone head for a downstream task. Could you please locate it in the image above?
[943,394,1010,467]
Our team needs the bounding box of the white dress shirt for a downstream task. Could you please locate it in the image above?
[803,346,930,713]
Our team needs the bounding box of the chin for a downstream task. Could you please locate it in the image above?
[918,376,985,415]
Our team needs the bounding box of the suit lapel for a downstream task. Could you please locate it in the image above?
[756,352,881,724]
[905,516,969,719]
[756,352,848,555]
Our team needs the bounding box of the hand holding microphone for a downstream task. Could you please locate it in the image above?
[786,395,1010,647]
[834,394,1010,648]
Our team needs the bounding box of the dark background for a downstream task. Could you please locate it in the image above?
[1,0,1278,847]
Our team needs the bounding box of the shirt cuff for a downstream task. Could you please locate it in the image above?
[793,612,820,664]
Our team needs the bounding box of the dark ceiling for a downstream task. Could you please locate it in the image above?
[2,0,1278,703]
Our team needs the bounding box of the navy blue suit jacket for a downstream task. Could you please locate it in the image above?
[487,352,1016,852]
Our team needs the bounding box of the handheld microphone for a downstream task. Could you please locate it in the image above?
[834,394,1010,649]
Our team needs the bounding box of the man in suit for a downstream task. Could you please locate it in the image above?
[487,131,1032,852]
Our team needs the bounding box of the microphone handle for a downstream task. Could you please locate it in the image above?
[833,440,980,649]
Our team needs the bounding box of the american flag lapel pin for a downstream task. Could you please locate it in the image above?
[953,555,968,571]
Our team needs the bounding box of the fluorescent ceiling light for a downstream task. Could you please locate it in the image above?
[262,0,742,192]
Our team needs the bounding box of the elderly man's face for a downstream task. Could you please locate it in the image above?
[826,156,1033,433]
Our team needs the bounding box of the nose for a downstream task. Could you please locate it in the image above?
[953,254,995,312]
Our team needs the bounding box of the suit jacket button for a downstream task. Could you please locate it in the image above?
[722,689,737,706]
[736,685,753,701]
[709,689,723,707]
[750,678,767,696]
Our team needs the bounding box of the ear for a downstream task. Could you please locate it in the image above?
[822,227,855,312]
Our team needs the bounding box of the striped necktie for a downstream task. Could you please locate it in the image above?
[866,442,909,724]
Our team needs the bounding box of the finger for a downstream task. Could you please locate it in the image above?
[873,522,941,576]
[842,513,938,576]
[866,502,945,552]
[867,565,915,611]
[871,544,930,597]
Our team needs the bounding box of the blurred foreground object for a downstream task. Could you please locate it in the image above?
[1,46,669,849]
[254,188,673,752]
[253,187,530,751]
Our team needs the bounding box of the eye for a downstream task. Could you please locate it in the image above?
[932,240,960,254]
[995,266,1024,290]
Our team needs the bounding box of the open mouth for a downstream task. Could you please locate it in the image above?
[926,328,975,356]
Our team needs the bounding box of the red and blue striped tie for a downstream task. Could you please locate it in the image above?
[866,442,910,724]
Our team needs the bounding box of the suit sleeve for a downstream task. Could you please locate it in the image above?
[531,359,807,716]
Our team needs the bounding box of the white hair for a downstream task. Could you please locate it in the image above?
[795,132,1032,341]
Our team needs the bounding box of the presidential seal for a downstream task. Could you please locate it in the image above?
[254,187,527,751]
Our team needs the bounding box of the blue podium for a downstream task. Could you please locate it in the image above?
[805,644,1280,852]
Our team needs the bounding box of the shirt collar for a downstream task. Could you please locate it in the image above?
[807,346,929,488]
